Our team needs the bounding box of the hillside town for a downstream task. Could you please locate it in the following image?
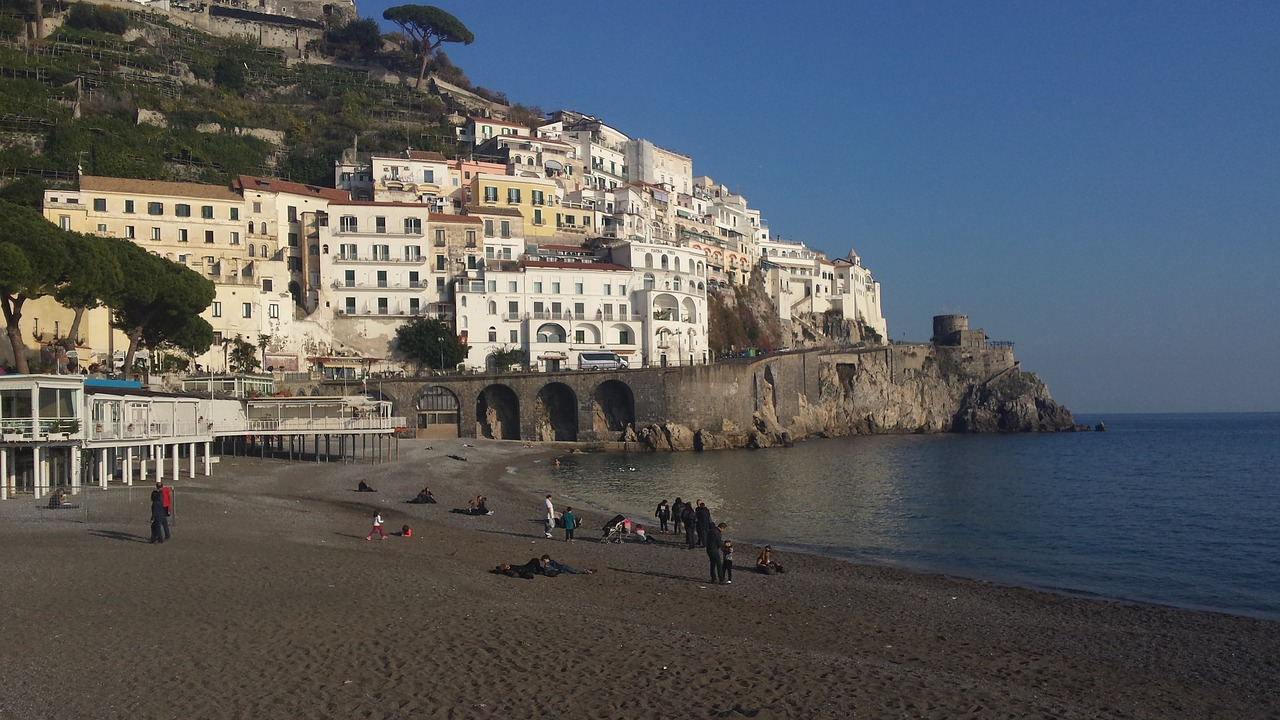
[32,108,887,377]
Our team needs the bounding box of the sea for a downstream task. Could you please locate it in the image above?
[526,413,1280,621]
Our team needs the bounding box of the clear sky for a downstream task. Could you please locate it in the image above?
[362,1,1279,414]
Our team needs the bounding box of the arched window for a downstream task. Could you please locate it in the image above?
[460,296,467,307]
[488,300,497,315]
[261,245,268,258]
[249,245,256,258]
[674,257,681,272]
[673,277,682,292]
[488,327,497,342]
[322,244,329,254]
[643,273,655,290]
[645,253,653,268]
[660,255,669,270]
[309,245,319,256]
[248,221,255,234]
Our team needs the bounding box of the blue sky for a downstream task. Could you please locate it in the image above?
[362,1,1279,413]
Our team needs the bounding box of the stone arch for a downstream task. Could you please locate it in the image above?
[535,323,567,343]
[417,385,460,437]
[574,324,602,344]
[535,382,578,441]
[476,384,520,440]
[681,297,698,324]
[288,280,302,308]
[592,379,635,437]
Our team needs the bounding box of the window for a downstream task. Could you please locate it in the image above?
[488,327,497,342]
[409,298,420,314]
[252,202,262,213]
[340,243,356,259]
[466,230,476,246]
[151,227,161,240]
[376,271,387,288]
[618,284,625,295]
[604,284,612,296]
[552,282,561,294]
[202,205,214,219]
[178,229,189,243]
[508,301,519,316]
[484,219,494,238]
[375,216,386,234]
[507,188,521,204]
[59,215,71,231]
[500,220,510,238]
[404,245,421,262]
[533,209,543,225]
[148,202,164,215]
[436,277,445,289]
[574,330,585,343]
[533,281,543,293]
[268,303,279,319]
[97,223,107,233]
[510,330,519,343]
[372,244,390,261]
[508,281,518,292]
[404,217,421,235]
[309,245,319,256]
[125,226,135,239]
[343,270,355,287]
[434,229,445,246]
[288,232,299,247]
[619,329,631,344]
[288,206,298,222]
[344,297,356,314]
[483,186,497,202]
[205,230,214,244]
[230,208,239,220]
[423,169,434,183]
[487,280,496,292]
[435,255,445,270]
[340,216,358,232]
[531,190,544,206]
[377,298,388,314]
[575,282,583,294]
[124,200,135,214]
[93,198,106,212]
[242,303,252,318]
[249,245,256,257]
[263,279,273,292]
[211,301,221,317]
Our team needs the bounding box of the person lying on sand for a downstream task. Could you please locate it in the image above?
[540,555,595,575]
[449,496,492,515]
[357,480,376,492]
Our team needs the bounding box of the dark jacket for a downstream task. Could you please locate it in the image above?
[695,504,711,530]
[680,506,696,527]
[705,525,723,555]
[150,500,168,522]
[655,502,670,521]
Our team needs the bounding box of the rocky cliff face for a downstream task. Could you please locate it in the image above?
[635,345,1075,452]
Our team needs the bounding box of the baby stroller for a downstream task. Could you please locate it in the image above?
[601,515,629,544]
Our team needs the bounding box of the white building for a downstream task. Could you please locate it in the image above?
[453,239,709,372]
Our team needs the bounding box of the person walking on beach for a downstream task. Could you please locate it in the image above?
[671,498,685,535]
[562,506,577,541]
[694,500,711,548]
[148,490,168,544]
[150,481,171,542]
[706,522,726,584]
[543,494,555,539]
[655,499,670,533]
[366,511,386,540]
[681,502,697,550]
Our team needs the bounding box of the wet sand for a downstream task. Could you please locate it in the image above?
[1,438,1276,719]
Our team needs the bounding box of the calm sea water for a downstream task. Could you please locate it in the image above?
[529,413,1280,620]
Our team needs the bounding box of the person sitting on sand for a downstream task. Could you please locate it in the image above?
[474,495,490,515]
[407,487,436,504]
[632,524,651,543]
[47,488,69,509]
[399,525,413,538]
[357,479,376,493]
[756,545,786,574]
[491,563,535,579]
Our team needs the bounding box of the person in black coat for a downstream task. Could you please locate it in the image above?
[149,496,168,544]
[655,499,671,533]
[706,522,726,584]
[694,500,711,548]
[671,498,685,535]
[681,503,697,550]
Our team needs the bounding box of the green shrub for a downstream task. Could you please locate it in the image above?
[67,2,131,35]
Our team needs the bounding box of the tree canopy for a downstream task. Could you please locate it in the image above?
[0,200,72,372]
[54,232,125,346]
[395,316,467,373]
[108,240,216,378]
[382,5,473,89]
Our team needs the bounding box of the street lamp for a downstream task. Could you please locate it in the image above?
[437,336,444,372]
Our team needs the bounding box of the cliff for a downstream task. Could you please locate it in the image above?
[635,345,1075,452]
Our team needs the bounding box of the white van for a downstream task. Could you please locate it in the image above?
[577,352,628,371]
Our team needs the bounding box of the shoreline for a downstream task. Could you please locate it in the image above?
[2,437,1277,719]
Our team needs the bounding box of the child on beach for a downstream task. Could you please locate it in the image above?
[366,512,385,540]
[722,540,734,583]
[400,525,412,538]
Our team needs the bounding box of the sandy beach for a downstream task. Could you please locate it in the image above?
[1,438,1276,719]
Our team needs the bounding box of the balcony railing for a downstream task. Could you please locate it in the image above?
[240,417,409,433]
